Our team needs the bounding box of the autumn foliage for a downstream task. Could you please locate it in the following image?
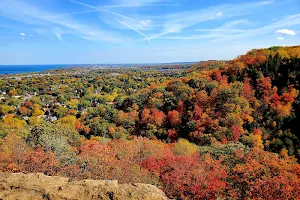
[0,46,300,199]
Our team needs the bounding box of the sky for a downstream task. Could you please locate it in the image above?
[0,0,299,64]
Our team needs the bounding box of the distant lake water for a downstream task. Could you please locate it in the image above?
[0,65,78,75]
[0,62,195,75]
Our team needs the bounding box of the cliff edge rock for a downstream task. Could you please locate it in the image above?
[0,173,167,200]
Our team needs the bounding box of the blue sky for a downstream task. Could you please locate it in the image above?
[0,0,299,64]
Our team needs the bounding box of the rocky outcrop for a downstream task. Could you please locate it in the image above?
[0,173,167,200]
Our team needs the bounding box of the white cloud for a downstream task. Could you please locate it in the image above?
[146,0,273,40]
[52,28,65,41]
[118,20,151,44]
[0,0,129,43]
[219,19,250,29]
[69,0,136,21]
[20,33,26,37]
[112,0,167,7]
[275,29,296,35]
[258,0,274,5]
[217,12,223,17]
[140,19,152,26]
[195,20,250,34]
[54,33,63,41]
[21,37,25,40]
[277,37,284,40]
[161,14,300,42]
[69,0,152,43]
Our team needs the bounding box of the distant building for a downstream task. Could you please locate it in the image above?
[110,73,120,77]
[43,115,58,122]
[23,116,29,121]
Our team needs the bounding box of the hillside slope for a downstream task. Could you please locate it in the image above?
[0,173,167,200]
[0,46,300,199]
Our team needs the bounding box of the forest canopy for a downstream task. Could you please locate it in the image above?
[0,45,300,199]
